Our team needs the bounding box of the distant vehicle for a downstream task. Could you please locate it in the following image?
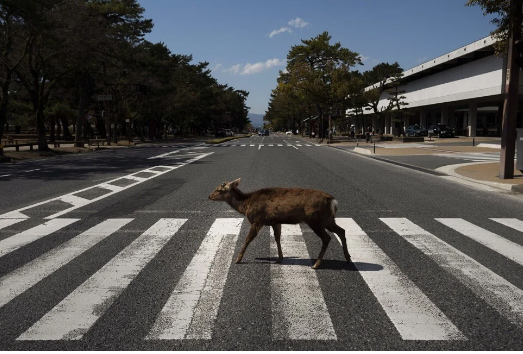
[224,129,233,137]
[215,129,226,137]
[427,124,455,138]
[263,129,270,136]
[285,131,292,135]
[405,124,428,137]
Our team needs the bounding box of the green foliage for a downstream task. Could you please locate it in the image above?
[266,31,362,133]
[466,0,522,54]
[266,31,409,135]
[0,0,250,149]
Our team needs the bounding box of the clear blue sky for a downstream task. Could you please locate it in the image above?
[138,0,496,115]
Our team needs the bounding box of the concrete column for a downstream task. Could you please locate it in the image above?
[468,101,477,137]
[448,108,455,128]
[441,106,449,125]
[385,113,391,134]
[420,109,427,127]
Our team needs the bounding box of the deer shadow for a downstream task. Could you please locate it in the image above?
[254,257,383,271]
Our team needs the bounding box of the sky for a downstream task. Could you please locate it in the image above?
[137,0,497,115]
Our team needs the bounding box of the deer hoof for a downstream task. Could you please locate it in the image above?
[312,260,322,269]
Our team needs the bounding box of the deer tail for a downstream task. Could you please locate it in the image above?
[330,199,339,216]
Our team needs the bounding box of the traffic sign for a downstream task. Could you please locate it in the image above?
[97,95,112,101]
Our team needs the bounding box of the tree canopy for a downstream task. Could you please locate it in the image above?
[0,0,250,151]
[265,31,407,137]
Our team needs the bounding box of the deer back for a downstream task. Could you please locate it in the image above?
[242,188,336,225]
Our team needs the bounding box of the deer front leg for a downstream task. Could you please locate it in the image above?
[272,224,283,263]
[236,223,263,263]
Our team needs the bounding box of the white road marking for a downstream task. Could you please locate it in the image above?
[490,218,523,233]
[0,152,213,220]
[0,218,25,230]
[270,224,337,340]
[147,218,243,340]
[336,218,464,340]
[148,150,180,159]
[0,219,133,308]
[18,218,187,341]
[381,218,523,330]
[436,218,523,266]
[0,219,79,258]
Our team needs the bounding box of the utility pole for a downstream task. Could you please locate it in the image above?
[500,0,523,179]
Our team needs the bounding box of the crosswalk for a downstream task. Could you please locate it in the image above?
[1,216,522,344]
[213,142,319,148]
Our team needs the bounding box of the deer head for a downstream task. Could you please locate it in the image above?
[208,178,242,201]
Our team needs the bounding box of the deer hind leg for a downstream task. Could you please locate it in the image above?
[236,223,263,264]
[309,224,331,269]
[272,224,283,263]
[326,219,351,263]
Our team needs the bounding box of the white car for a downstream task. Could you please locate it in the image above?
[285,131,292,135]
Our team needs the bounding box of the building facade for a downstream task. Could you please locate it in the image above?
[359,36,523,137]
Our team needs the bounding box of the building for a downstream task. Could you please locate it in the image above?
[357,35,523,137]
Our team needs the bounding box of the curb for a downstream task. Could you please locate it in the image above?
[435,162,523,193]
[347,146,523,194]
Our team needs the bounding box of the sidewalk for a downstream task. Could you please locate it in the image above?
[320,135,523,194]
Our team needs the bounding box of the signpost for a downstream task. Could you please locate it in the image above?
[97,95,112,101]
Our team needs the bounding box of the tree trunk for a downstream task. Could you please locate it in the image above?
[75,79,90,147]
[0,81,9,156]
[36,106,49,151]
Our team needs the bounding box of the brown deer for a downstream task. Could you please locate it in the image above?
[208,178,351,269]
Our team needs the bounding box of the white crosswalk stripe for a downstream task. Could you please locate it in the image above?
[436,218,523,266]
[381,218,523,331]
[147,218,243,340]
[0,219,133,309]
[491,218,523,232]
[270,224,336,340]
[214,143,316,148]
[337,218,464,340]
[0,215,522,343]
[0,218,79,258]
[18,218,187,340]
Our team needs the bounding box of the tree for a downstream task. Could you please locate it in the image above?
[0,0,48,156]
[466,0,522,54]
[467,0,522,178]
[268,31,362,139]
[361,62,407,134]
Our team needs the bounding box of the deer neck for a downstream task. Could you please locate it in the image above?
[226,188,249,215]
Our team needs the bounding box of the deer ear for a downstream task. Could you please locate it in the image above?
[230,178,241,188]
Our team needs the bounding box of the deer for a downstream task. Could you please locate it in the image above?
[208,178,351,269]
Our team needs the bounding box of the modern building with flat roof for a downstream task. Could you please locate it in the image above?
[358,35,523,137]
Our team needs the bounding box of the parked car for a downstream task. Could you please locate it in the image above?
[224,129,233,137]
[405,124,428,137]
[427,124,455,138]
[263,129,270,136]
[215,128,226,137]
[285,131,292,135]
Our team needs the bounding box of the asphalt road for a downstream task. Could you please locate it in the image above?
[0,135,522,350]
